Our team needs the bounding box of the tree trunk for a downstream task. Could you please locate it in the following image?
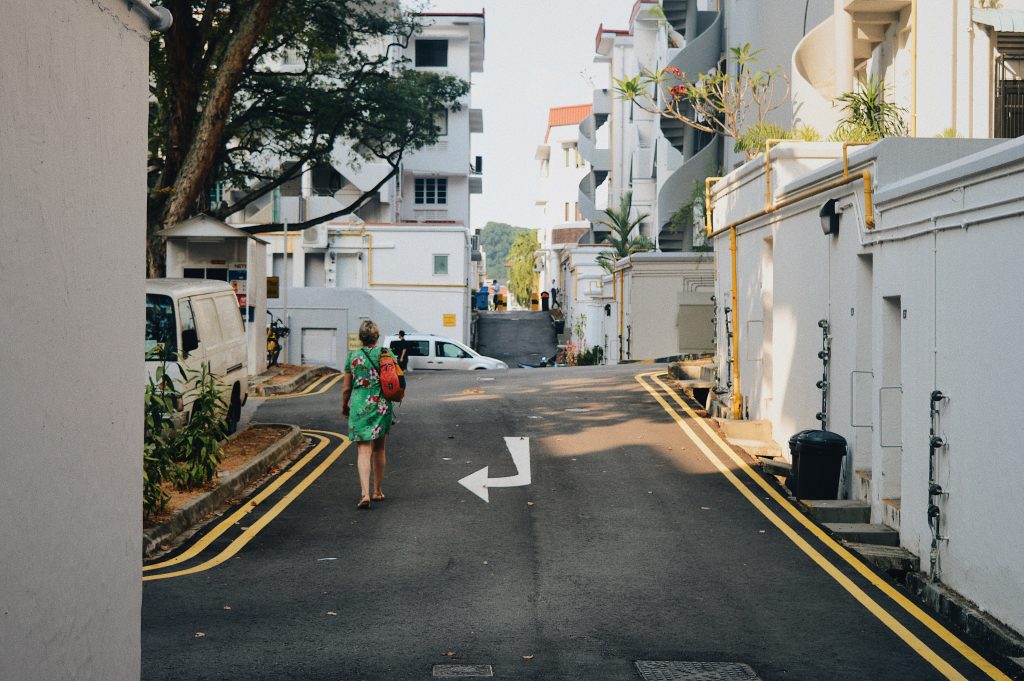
[159,0,280,239]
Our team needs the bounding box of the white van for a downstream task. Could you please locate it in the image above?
[382,333,507,371]
[146,279,249,432]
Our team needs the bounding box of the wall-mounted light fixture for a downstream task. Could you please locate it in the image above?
[819,198,841,236]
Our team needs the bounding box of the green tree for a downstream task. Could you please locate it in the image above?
[595,192,655,273]
[479,221,529,282]
[147,0,469,275]
[507,230,541,307]
[831,77,907,142]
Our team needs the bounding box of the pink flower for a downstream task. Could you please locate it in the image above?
[664,66,682,78]
[367,394,380,404]
[351,357,365,367]
[377,403,390,415]
[355,377,371,388]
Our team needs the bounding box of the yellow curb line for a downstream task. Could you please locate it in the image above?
[638,371,1009,681]
[143,431,350,581]
[258,372,340,400]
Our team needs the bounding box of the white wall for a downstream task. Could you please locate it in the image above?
[710,137,1024,635]
[0,1,148,678]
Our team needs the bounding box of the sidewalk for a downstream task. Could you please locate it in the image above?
[250,363,333,397]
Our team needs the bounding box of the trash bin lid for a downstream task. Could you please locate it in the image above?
[789,429,847,447]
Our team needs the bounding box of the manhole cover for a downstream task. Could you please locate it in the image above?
[432,664,494,678]
[634,661,762,681]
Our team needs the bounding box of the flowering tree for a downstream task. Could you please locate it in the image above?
[615,43,788,159]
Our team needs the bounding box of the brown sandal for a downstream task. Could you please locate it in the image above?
[372,492,385,502]
[357,496,371,509]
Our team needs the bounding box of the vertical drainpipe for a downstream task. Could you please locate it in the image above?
[729,226,742,419]
[911,0,918,136]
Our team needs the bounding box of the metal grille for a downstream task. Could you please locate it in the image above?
[635,661,762,681]
[432,664,494,678]
[995,52,1024,138]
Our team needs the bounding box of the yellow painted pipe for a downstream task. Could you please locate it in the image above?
[841,142,871,178]
[619,268,625,361]
[911,0,918,137]
[729,225,742,419]
[705,176,722,237]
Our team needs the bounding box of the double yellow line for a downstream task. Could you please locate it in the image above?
[258,372,341,400]
[144,430,350,581]
[636,371,1010,681]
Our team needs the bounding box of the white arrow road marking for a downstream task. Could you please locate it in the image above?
[458,437,531,503]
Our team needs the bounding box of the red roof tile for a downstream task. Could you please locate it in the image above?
[544,104,592,142]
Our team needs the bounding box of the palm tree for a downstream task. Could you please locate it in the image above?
[595,191,655,273]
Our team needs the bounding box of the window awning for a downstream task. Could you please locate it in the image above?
[974,8,1024,33]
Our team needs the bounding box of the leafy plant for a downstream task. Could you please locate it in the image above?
[507,230,541,307]
[577,345,604,366]
[832,77,907,142]
[595,192,655,274]
[734,122,821,155]
[143,362,180,516]
[935,127,961,138]
[616,43,789,159]
[169,364,229,490]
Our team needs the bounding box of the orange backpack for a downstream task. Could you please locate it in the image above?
[364,348,405,402]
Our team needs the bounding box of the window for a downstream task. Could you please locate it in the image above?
[563,146,570,167]
[433,254,449,275]
[540,159,549,177]
[434,110,449,136]
[409,340,429,356]
[575,146,584,168]
[575,202,582,221]
[415,39,448,67]
[145,294,177,359]
[414,178,448,205]
[436,341,470,359]
[564,202,570,221]
[214,293,244,337]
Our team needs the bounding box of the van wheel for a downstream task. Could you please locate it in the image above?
[226,387,241,435]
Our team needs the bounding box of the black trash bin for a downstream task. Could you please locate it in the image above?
[788,429,847,499]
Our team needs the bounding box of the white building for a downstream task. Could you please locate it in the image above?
[535,104,594,295]
[249,11,486,363]
[699,0,1024,639]
[1,1,163,678]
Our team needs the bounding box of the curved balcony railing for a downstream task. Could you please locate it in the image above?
[578,169,608,225]
[659,10,722,157]
[655,9,722,252]
[578,113,610,172]
[792,14,840,133]
[656,136,720,252]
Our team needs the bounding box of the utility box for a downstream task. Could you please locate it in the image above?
[788,429,847,499]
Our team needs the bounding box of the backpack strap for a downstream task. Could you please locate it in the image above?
[361,348,379,370]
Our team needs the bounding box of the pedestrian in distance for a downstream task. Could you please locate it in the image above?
[341,320,394,509]
[393,329,411,372]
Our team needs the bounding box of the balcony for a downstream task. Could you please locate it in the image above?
[843,0,912,69]
[659,10,721,156]
[578,169,608,224]
[470,108,483,134]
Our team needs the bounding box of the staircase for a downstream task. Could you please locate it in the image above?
[655,9,722,251]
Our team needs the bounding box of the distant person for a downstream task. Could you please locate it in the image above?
[551,281,560,308]
[341,319,394,509]
[393,329,411,372]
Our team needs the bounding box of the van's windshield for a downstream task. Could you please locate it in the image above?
[146,294,177,360]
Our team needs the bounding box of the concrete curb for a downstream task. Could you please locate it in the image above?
[143,424,305,557]
[903,571,1024,657]
[254,366,333,396]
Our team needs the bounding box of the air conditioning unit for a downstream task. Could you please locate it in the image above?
[303,223,327,249]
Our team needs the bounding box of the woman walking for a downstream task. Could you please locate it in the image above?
[341,320,394,509]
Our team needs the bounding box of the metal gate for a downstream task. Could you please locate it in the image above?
[995,35,1024,138]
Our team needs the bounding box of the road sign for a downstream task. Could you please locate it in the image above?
[443,313,457,327]
[458,437,530,503]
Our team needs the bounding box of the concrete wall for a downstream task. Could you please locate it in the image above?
[710,137,1024,635]
[622,253,715,360]
[0,1,149,678]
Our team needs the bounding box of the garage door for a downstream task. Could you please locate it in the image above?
[301,328,336,366]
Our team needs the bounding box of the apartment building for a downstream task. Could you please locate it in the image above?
[247,12,486,362]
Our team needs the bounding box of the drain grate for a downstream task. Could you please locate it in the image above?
[432,664,494,678]
[635,661,762,681]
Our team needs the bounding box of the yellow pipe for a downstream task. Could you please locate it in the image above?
[619,268,625,361]
[911,0,919,136]
[841,142,871,178]
[705,176,722,237]
[729,226,742,419]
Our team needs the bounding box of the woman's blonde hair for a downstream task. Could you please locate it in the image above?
[358,319,380,346]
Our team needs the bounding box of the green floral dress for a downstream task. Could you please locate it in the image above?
[344,346,395,442]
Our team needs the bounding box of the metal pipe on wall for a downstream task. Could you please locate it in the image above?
[125,0,173,31]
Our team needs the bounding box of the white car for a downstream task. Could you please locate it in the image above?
[383,334,508,370]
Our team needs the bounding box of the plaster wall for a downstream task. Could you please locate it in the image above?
[0,1,148,678]
[713,137,1024,635]
[623,255,715,360]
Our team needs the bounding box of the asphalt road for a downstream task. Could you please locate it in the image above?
[142,365,1019,681]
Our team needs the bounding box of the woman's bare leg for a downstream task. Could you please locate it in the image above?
[371,434,387,498]
[357,441,373,503]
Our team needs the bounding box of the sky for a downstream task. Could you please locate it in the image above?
[426,0,635,231]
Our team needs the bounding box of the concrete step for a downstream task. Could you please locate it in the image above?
[823,522,900,547]
[757,455,791,478]
[846,542,919,573]
[802,499,871,524]
[855,469,872,504]
[883,498,901,530]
